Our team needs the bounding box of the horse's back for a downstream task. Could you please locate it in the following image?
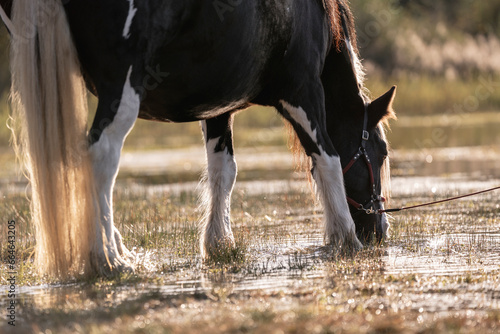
[64,0,328,121]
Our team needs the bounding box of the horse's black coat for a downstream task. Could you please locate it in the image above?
[64,1,331,137]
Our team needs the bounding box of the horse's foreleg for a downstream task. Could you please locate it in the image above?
[278,81,362,251]
[89,66,140,274]
[199,113,237,258]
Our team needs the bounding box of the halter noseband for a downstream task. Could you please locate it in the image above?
[342,107,385,215]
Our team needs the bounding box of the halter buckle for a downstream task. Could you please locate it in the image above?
[362,130,369,141]
[358,204,376,215]
[364,208,376,215]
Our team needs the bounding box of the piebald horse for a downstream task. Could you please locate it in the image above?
[0,0,395,278]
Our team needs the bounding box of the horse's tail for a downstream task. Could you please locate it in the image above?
[9,0,99,278]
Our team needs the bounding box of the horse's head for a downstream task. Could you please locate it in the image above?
[333,86,396,244]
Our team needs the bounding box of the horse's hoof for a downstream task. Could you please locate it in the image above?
[201,234,235,255]
[90,251,135,277]
[202,236,245,264]
[326,232,363,254]
[114,228,135,262]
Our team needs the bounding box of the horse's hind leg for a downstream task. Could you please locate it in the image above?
[200,113,237,257]
[277,80,362,250]
[89,66,140,273]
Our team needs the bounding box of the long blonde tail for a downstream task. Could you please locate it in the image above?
[9,0,98,278]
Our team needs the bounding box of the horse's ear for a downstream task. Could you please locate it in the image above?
[367,86,396,128]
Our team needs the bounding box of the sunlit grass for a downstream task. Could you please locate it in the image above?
[1,178,500,333]
[3,177,499,282]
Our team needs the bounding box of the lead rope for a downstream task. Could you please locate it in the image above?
[380,185,500,214]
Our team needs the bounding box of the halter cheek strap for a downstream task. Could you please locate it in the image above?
[342,107,385,215]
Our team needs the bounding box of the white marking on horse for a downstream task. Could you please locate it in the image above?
[205,138,237,231]
[279,101,318,141]
[123,0,137,39]
[310,147,358,245]
[279,101,361,247]
[200,126,237,254]
[90,66,140,266]
[380,209,389,236]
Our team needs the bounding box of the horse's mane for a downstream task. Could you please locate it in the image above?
[322,0,342,50]
[323,0,372,103]
[323,0,359,51]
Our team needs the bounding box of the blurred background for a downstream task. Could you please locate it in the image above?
[0,0,499,179]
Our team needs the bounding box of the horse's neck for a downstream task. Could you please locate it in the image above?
[323,48,365,118]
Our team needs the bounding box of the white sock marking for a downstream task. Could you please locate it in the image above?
[90,66,140,261]
[311,151,356,243]
[201,137,237,243]
[279,101,358,245]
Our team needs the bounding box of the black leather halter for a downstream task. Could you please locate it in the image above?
[342,107,385,215]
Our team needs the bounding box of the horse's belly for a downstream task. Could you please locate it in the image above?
[137,39,269,122]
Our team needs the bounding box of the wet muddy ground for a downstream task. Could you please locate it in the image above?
[1,142,500,333]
